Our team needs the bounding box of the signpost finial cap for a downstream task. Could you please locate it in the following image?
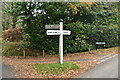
[59,19,63,22]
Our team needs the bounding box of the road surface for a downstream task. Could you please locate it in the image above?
[1,63,16,78]
[77,55,118,78]
[0,43,16,78]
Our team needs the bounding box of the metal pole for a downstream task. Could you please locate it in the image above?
[59,19,63,64]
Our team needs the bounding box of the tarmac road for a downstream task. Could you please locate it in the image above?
[1,63,16,78]
[0,43,16,78]
[77,55,118,78]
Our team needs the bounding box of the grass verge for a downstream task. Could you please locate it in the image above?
[33,62,79,75]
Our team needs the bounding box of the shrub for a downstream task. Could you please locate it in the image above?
[2,27,23,42]
[23,22,92,54]
[85,24,119,48]
[2,40,30,56]
[64,22,90,53]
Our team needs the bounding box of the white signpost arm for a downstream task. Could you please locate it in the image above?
[59,20,63,64]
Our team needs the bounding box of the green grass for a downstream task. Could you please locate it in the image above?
[33,62,79,75]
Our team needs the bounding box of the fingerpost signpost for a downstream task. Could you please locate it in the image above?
[46,19,71,64]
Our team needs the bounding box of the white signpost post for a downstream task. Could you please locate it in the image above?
[46,19,71,64]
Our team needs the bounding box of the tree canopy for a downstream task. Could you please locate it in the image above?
[2,2,118,55]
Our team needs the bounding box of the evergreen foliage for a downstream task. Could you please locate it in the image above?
[2,2,118,55]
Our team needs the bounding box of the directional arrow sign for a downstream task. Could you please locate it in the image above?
[63,30,71,35]
[45,24,59,29]
[47,30,71,35]
[47,30,60,35]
